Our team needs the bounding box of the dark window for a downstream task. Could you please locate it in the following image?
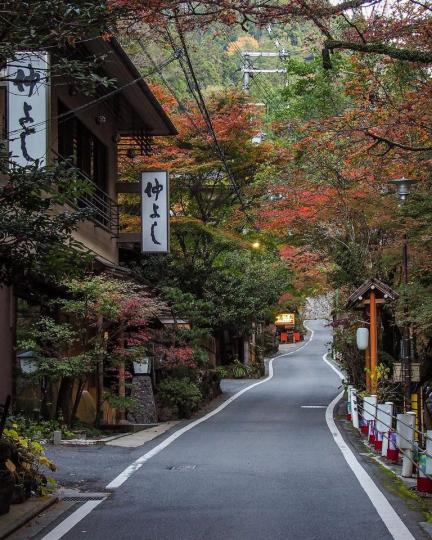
[57,101,107,192]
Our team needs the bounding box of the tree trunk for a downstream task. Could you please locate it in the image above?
[70,379,85,427]
[56,377,74,425]
[117,332,127,424]
[95,314,104,428]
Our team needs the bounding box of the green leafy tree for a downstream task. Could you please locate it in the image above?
[18,276,163,426]
[0,164,93,287]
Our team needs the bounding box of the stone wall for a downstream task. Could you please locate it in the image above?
[127,376,157,424]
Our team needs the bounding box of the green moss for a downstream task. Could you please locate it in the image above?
[379,464,418,500]
[377,464,432,521]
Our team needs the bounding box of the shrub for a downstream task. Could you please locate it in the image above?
[230,360,254,379]
[0,424,56,512]
[7,415,74,441]
[157,378,202,418]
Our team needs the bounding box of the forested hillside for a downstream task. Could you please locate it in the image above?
[122,21,315,109]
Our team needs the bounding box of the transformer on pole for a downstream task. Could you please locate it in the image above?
[241,50,288,92]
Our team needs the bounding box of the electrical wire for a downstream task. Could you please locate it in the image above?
[7,50,181,141]
[132,29,257,228]
[169,22,253,218]
[134,37,205,136]
[218,26,284,112]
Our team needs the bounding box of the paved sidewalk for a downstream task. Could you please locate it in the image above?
[105,422,180,448]
[0,496,57,539]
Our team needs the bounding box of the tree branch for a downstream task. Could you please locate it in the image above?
[325,39,432,64]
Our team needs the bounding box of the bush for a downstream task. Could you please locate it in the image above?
[7,415,74,441]
[229,360,254,379]
[0,425,56,512]
[157,378,202,418]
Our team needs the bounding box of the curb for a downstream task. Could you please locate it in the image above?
[0,494,58,539]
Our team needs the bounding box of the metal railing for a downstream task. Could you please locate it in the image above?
[53,150,119,236]
[77,182,119,236]
[353,395,432,479]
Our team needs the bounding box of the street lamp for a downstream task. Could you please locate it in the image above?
[389,177,418,202]
[389,177,418,410]
[17,350,38,374]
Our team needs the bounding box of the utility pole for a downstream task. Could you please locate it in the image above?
[389,177,418,411]
[402,232,411,409]
[241,51,288,92]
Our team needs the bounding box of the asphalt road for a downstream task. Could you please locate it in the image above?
[46,320,412,539]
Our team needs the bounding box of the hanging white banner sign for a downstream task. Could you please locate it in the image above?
[8,52,49,167]
[141,170,169,253]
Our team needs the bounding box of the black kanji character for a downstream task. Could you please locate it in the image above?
[150,204,160,219]
[12,65,41,97]
[150,221,161,245]
[144,178,163,201]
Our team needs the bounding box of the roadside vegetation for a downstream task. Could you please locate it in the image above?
[2,0,432,509]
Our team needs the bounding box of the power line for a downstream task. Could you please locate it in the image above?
[133,32,257,228]
[7,50,182,141]
[218,27,283,111]
[168,23,252,218]
[134,37,205,137]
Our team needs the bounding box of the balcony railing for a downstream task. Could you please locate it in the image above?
[53,151,119,236]
[77,182,119,236]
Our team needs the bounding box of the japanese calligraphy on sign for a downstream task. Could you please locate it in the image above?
[141,171,169,253]
[8,52,49,167]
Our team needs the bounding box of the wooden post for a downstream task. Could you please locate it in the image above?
[370,290,378,394]
[95,314,104,428]
[118,332,126,424]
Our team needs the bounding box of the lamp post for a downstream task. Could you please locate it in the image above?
[389,177,418,410]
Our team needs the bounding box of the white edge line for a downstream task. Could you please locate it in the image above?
[322,351,345,379]
[42,326,316,539]
[41,500,104,540]
[323,353,415,540]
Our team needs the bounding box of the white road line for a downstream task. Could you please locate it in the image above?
[107,331,314,490]
[301,405,327,409]
[323,353,415,540]
[322,352,345,379]
[42,326,315,539]
[41,500,104,540]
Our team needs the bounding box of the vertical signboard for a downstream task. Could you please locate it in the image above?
[141,170,169,253]
[8,52,49,167]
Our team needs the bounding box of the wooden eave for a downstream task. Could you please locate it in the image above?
[82,38,177,137]
[346,278,399,309]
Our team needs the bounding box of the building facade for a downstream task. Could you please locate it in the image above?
[0,39,177,405]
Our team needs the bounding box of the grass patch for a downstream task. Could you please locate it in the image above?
[378,463,432,522]
[379,464,419,501]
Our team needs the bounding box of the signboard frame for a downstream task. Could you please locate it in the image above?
[275,313,295,326]
[7,51,49,167]
[392,362,420,383]
[140,170,170,254]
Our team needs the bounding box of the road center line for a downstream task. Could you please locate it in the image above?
[42,326,315,539]
[301,405,327,408]
[323,353,415,540]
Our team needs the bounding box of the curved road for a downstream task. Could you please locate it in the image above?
[47,320,417,539]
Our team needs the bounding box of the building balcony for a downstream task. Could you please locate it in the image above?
[53,150,119,237]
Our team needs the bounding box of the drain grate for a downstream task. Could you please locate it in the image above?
[61,492,109,502]
[167,465,197,472]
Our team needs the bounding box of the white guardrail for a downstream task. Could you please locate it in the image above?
[347,386,432,492]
